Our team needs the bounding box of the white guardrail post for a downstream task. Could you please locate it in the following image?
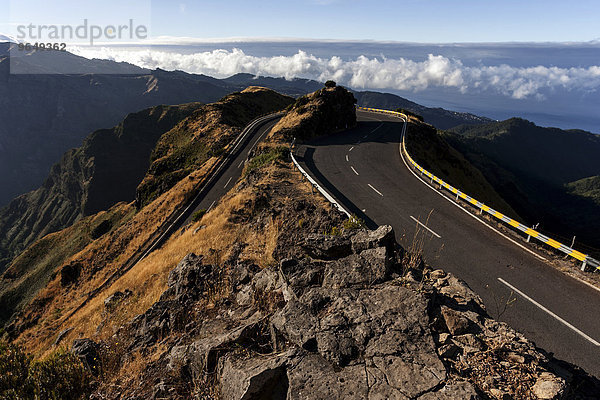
[356,106,600,273]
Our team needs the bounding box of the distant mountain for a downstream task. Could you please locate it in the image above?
[445,118,600,253]
[353,91,493,130]
[0,43,493,206]
[0,43,229,205]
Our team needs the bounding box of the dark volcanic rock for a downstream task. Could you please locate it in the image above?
[60,262,81,286]
[72,338,101,376]
[302,233,352,260]
[92,224,584,399]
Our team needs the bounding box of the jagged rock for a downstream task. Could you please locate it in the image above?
[72,338,100,376]
[419,381,479,399]
[302,233,352,260]
[129,300,176,349]
[60,262,81,286]
[220,350,295,399]
[167,312,265,381]
[438,275,485,310]
[287,354,368,399]
[452,334,485,355]
[271,270,446,392]
[437,343,460,359]
[53,327,73,346]
[236,284,254,307]
[351,225,395,253]
[531,372,566,399]
[166,253,212,299]
[322,247,390,289]
[440,306,472,335]
[372,356,445,399]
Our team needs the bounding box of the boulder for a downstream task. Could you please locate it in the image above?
[322,247,390,289]
[60,262,81,286]
[351,225,395,253]
[220,351,295,400]
[302,234,352,260]
[72,338,100,375]
[440,306,472,335]
[532,372,566,399]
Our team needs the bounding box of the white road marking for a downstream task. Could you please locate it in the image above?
[237,160,244,168]
[410,215,442,238]
[497,278,600,346]
[223,176,233,188]
[346,154,349,162]
[396,124,548,262]
[351,166,359,175]
[368,184,383,196]
[349,146,354,152]
[207,200,216,211]
[371,123,383,133]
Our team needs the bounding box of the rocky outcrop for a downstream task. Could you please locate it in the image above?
[273,83,357,143]
[88,224,590,399]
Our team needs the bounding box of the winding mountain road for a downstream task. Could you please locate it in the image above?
[295,109,600,377]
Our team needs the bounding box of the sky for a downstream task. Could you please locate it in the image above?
[1,0,599,43]
[1,0,599,132]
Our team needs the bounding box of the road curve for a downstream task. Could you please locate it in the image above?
[295,109,600,377]
[64,114,283,323]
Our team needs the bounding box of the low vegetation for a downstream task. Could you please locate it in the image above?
[0,340,92,399]
[243,146,289,176]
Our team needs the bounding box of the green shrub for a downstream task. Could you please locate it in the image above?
[0,341,92,400]
[324,80,337,88]
[244,147,289,176]
[192,209,206,222]
[0,341,32,398]
[343,215,366,230]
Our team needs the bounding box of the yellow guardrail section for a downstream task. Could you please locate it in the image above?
[357,106,600,272]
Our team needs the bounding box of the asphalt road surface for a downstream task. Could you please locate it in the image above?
[181,116,282,226]
[295,109,600,377]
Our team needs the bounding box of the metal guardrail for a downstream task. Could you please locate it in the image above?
[357,106,600,272]
[290,151,353,219]
[58,113,285,326]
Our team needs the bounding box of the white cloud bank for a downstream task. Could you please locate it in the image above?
[70,47,600,99]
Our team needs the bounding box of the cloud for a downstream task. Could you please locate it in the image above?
[70,47,600,99]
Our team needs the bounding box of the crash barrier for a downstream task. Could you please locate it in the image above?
[357,106,600,272]
[290,151,353,219]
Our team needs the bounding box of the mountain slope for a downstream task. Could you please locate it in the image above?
[404,119,518,218]
[0,104,203,272]
[2,85,596,399]
[0,44,230,205]
[0,87,293,330]
[0,44,492,205]
[445,118,600,252]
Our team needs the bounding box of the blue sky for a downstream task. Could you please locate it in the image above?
[1,0,599,43]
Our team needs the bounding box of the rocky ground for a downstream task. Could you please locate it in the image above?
[80,223,599,399]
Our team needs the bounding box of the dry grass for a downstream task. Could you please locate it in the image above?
[11,86,331,365]
[28,167,290,352]
[14,161,217,356]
